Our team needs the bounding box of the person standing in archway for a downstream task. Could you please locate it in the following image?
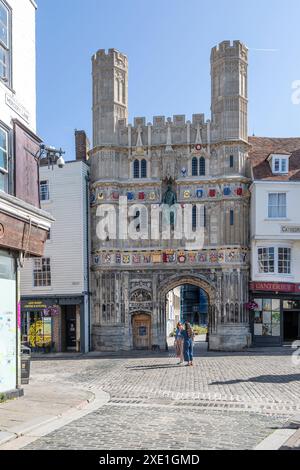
[183,322,195,366]
[174,322,184,365]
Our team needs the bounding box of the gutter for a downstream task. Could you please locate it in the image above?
[0,191,54,230]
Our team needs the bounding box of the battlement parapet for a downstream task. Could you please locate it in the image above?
[211,40,248,62]
[92,48,128,68]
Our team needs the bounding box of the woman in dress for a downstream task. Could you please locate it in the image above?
[174,322,184,365]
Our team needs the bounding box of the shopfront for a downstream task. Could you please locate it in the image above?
[21,296,85,353]
[250,282,300,346]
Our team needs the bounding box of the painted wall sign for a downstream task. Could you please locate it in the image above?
[6,94,30,124]
[281,225,300,234]
[21,300,49,312]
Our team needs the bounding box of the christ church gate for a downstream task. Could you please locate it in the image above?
[90,41,251,352]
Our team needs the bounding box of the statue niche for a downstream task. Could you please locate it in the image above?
[162,181,177,228]
[131,290,152,303]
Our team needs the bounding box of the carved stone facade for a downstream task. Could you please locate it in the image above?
[90,41,252,352]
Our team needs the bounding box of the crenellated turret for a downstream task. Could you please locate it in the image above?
[211,40,248,142]
[92,48,128,146]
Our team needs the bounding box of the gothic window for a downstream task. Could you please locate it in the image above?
[230,155,234,168]
[133,159,140,178]
[230,209,234,226]
[192,157,198,176]
[230,303,235,323]
[141,159,147,178]
[235,304,239,323]
[192,205,197,231]
[199,157,206,176]
[201,206,207,228]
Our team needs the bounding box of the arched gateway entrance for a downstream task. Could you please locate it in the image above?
[158,275,215,350]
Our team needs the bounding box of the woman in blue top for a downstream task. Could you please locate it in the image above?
[174,322,184,365]
[183,322,195,367]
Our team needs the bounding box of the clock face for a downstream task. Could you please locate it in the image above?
[195,144,202,151]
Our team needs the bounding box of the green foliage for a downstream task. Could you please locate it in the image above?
[169,325,208,337]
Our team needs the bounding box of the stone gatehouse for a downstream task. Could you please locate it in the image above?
[89,40,252,352]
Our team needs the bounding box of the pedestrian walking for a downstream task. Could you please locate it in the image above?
[183,322,195,367]
[174,322,184,365]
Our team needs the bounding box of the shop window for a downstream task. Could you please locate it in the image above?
[283,300,300,310]
[253,299,281,337]
[22,311,52,351]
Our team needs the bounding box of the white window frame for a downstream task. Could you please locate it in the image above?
[33,257,52,288]
[272,156,289,174]
[268,192,287,219]
[40,180,50,201]
[0,125,8,171]
[257,245,292,276]
[0,124,8,192]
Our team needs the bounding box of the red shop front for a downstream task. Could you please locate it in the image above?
[250,282,300,346]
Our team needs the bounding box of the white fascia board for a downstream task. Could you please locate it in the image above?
[252,180,300,185]
[0,193,54,230]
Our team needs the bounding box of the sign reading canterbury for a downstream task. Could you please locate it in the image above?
[281,225,300,234]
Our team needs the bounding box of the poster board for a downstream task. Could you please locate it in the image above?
[0,278,17,393]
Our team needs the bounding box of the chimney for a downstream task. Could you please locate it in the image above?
[75,130,90,161]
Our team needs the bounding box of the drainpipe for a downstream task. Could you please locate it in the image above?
[85,172,91,352]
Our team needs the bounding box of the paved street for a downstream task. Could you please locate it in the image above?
[12,340,299,450]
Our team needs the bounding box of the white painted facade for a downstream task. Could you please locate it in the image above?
[250,181,300,283]
[0,0,37,133]
[21,161,89,296]
[20,161,90,352]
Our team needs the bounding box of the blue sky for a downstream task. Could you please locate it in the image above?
[37,0,300,160]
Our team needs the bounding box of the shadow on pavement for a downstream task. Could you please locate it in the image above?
[210,374,300,386]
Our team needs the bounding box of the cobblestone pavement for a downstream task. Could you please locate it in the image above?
[24,342,300,450]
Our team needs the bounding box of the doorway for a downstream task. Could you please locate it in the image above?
[283,310,300,342]
[65,306,77,351]
[132,314,151,350]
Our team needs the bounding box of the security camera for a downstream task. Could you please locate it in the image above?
[57,156,65,168]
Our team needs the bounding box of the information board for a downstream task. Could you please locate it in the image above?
[0,278,17,393]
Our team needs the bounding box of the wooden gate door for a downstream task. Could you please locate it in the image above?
[133,314,151,350]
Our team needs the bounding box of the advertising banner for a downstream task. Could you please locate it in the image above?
[0,278,17,393]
